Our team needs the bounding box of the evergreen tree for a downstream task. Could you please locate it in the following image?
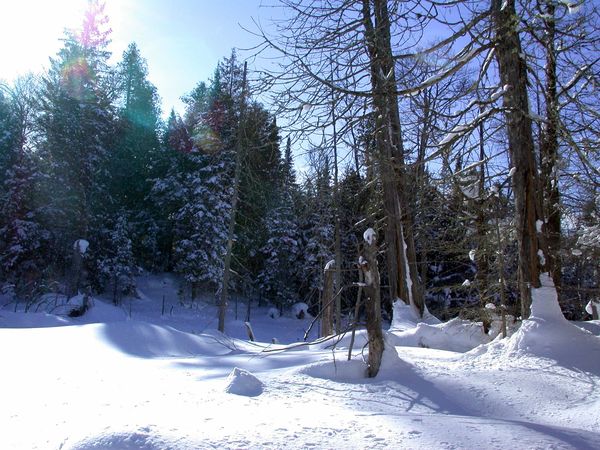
[297,160,334,307]
[149,110,192,270]
[0,81,48,298]
[257,138,301,311]
[36,0,115,279]
[111,42,161,266]
[111,43,160,209]
[93,213,136,304]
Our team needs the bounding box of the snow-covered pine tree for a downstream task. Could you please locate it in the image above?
[257,139,301,312]
[93,213,136,304]
[36,0,115,277]
[110,43,161,267]
[0,80,49,299]
[297,160,334,308]
[171,152,232,300]
[148,110,193,270]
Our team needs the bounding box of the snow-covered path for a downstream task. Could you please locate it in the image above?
[2,305,600,450]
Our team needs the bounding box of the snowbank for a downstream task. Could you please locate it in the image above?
[390,318,490,353]
[389,300,440,332]
[466,276,600,375]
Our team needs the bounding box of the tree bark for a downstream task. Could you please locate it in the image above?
[322,264,335,337]
[539,0,562,294]
[492,0,548,318]
[361,0,424,316]
[360,228,384,378]
[218,62,248,333]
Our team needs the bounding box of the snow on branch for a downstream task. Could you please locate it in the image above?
[437,107,496,149]
[363,228,376,246]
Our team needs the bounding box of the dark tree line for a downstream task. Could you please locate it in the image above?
[1,0,598,339]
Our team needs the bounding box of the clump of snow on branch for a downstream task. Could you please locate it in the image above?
[74,239,89,255]
[469,249,476,262]
[585,300,599,316]
[537,250,546,267]
[536,220,544,233]
[363,228,376,245]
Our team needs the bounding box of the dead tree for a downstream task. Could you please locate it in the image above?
[360,228,384,378]
[253,0,427,317]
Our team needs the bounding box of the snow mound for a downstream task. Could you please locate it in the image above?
[267,307,280,319]
[304,334,412,381]
[291,302,310,319]
[466,277,600,374]
[467,316,600,375]
[98,322,233,358]
[65,427,198,450]
[390,317,490,353]
[389,300,440,332]
[301,358,366,382]
[224,367,264,397]
[0,309,70,328]
[576,320,600,336]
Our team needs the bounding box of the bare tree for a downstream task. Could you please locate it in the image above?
[252,0,432,316]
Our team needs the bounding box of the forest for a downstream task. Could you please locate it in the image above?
[1,0,598,328]
[1,1,600,448]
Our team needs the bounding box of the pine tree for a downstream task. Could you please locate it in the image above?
[93,213,136,304]
[297,161,335,307]
[257,138,301,311]
[150,110,192,270]
[111,43,160,210]
[36,0,115,277]
[0,81,48,298]
[110,42,161,267]
[172,153,232,299]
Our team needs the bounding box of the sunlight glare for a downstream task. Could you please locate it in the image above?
[0,0,87,80]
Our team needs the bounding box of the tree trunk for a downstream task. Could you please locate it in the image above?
[475,121,489,305]
[360,228,384,378]
[67,240,83,299]
[322,264,335,337]
[492,0,548,318]
[218,62,248,333]
[361,0,424,316]
[331,82,343,333]
[539,0,562,295]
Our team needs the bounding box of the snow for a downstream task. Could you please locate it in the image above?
[508,166,517,177]
[291,302,310,319]
[468,249,476,262]
[363,227,376,245]
[537,249,546,266]
[536,219,544,233]
[225,367,264,397]
[2,274,600,449]
[586,300,599,316]
[74,238,89,254]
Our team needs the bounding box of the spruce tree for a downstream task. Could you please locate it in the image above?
[36,0,115,280]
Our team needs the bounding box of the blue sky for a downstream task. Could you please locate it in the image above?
[0,0,269,116]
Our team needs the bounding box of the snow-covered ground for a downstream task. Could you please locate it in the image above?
[1,273,600,449]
